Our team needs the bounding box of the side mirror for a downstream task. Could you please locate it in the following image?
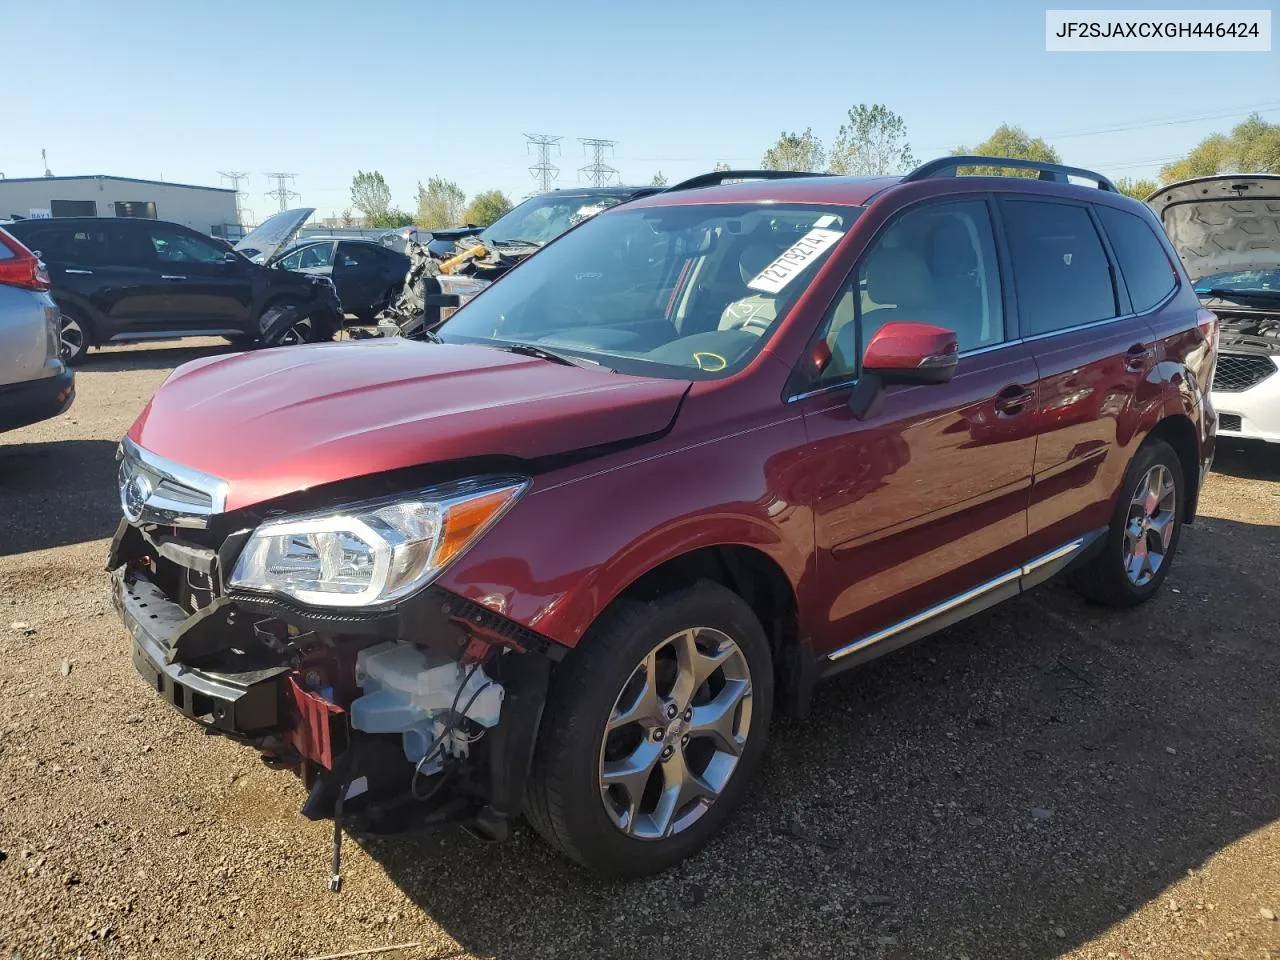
[223,250,240,262]
[849,321,959,418]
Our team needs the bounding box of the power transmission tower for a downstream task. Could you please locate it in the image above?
[264,172,300,213]
[218,170,253,227]
[525,134,562,193]
[578,138,619,187]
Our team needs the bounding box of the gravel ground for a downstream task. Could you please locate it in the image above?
[1,340,1277,960]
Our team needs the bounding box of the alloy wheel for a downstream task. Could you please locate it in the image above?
[277,316,314,346]
[598,627,752,840]
[1123,463,1176,586]
[60,314,85,361]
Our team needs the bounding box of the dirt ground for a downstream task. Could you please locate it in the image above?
[1,341,1277,960]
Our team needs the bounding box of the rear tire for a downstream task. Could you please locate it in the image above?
[55,303,92,365]
[524,581,773,877]
[1069,438,1184,607]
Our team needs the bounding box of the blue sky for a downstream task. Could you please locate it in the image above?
[2,0,1276,220]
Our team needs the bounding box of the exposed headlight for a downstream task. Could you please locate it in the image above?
[437,275,489,321]
[227,478,527,608]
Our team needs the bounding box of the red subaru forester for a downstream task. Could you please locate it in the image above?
[110,157,1216,879]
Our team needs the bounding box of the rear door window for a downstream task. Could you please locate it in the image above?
[1095,205,1176,313]
[336,242,376,268]
[1000,200,1118,336]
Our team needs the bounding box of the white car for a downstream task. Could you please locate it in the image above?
[1149,175,1280,443]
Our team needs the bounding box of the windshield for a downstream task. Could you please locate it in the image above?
[1195,269,1280,297]
[440,202,861,379]
[479,192,632,247]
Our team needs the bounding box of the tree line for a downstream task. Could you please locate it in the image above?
[347,170,515,230]
[757,105,1280,201]
[345,111,1279,232]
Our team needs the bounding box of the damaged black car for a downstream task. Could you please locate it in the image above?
[5,209,344,363]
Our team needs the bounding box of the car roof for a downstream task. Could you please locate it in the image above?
[6,216,185,230]
[625,175,901,209]
[284,237,393,249]
[537,185,659,199]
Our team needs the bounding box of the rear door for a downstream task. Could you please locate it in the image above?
[998,197,1162,555]
[332,241,390,313]
[143,222,253,331]
[22,221,168,334]
[794,196,1041,660]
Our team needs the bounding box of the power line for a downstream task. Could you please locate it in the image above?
[1043,100,1280,141]
[578,138,619,187]
[915,101,1280,156]
[264,172,300,213]
[525,134,562,193]
[218,170,253,226]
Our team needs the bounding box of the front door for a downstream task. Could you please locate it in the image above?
[793,197,1040,659]
[143,222,253,331]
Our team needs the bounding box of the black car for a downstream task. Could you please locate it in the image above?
[273,237,409,321]
[426,185,664,281]
[5,209,344,363]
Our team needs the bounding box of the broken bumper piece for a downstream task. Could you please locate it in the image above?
[113,569,285,737]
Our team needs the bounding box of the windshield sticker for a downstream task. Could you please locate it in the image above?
[747,228,844,295]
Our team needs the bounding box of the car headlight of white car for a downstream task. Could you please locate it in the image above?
[228,478,527,608]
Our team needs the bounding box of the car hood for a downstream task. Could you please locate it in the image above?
[1148,175,1280,280]
[127,338,689,511]
[234,208,315,264]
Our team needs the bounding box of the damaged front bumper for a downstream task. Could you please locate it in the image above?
[115,569,286,736]
[108,521,557,841]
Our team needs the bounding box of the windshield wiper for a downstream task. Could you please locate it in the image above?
[494,342,605,369]
[1200,287,1280,301]
[487,238,544,248]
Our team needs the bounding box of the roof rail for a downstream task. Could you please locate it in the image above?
[904,156,1117,192]
[665,169,831,192]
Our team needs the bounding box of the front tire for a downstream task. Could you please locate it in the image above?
[1070,437,1184,607]
[524,581,773,877]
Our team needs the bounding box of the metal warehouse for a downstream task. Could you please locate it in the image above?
[0,175,239,237]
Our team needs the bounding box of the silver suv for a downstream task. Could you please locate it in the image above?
[0,226,74,432]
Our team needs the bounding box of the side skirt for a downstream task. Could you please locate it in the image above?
[818,529,1106,678]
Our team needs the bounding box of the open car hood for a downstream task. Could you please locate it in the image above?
[234,208,315,264]
[1148,175,1280,280]
[127,338,689,511]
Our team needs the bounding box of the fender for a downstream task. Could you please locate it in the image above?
[436,412,816,650]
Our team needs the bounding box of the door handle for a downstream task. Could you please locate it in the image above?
[63,268,93,275]
[994,384,1035,415]
[1124,343,1150,372]
[161,275,187,281]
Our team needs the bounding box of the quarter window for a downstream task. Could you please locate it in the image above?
[811,199,1005,384]
[1001,200,1118,336]
[1095,205,1176,313]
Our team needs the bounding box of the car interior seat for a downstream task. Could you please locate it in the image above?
[924,217,987,348]
[718,241,783,333]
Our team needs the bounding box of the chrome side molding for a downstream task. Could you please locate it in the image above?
[827,536,1088,663]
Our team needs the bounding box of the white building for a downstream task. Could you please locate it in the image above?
[0,175,240,238]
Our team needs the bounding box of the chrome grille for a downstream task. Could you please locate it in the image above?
[116,437,227,528]
[1212,354,1277,393]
